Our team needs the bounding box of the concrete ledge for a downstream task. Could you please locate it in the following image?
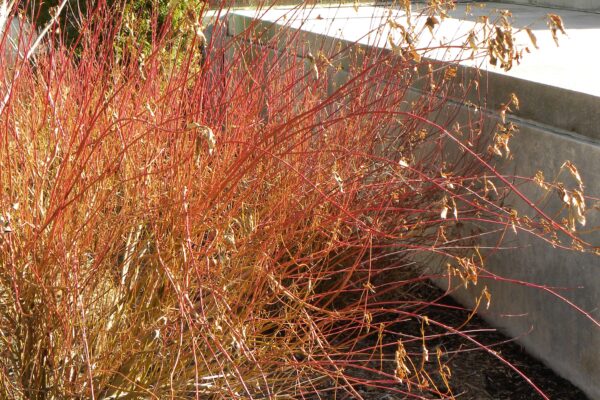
[482,73,600,139]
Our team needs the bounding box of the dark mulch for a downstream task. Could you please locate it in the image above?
[327,277,588,400]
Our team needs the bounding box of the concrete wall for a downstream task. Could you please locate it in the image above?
[226,7,600,398]
[1,16,39,68]
[432,98,600,399]
[414,60,600,399]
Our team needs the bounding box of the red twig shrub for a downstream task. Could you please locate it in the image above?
[0,1,595,398]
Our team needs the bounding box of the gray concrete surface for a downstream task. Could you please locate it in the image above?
[1,15,38,67]
[440,117,600,399]
[228,2,600,398]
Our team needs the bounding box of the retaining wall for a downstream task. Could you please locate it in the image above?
[223,4,600,398]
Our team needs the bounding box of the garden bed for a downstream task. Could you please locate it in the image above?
[331,275,588,399]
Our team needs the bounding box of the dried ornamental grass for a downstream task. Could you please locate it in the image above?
[0,1,596,399]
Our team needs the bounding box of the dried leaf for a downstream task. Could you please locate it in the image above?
[307,52,319,79]
[485,177,498,196]
[562,160,583,189]
[444,66,457,80]
[440,206,448,220]
[510,209,518,234]
[549,14,566,35]
[451,198,458,220]
[498,105,507,123]
[224,229,236,248]
[388,35,402,56]
[333,171,344,193]
[410,49,422,63]
[190,122,216,155]
[548,13,566,46]
[467,32,477,51]
[534,171,547,189]
[425,16,439,33]
[488,145,503,157]
[482,286,491,309]
[525,28,538,49]
[510,93,520,110]
[395,340,410,383]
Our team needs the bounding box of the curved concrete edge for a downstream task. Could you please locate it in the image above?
[480,70,600,140]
